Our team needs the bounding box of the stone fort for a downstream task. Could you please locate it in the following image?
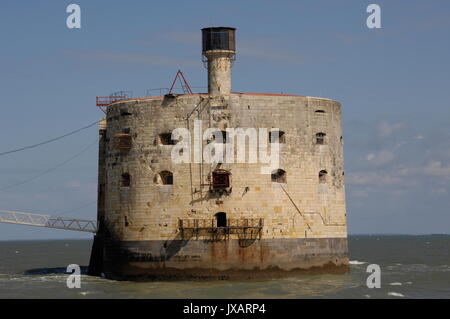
[89,27,348,280]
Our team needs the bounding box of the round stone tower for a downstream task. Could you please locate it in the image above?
[92,27,349,280]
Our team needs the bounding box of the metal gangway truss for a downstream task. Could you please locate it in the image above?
[0,210,97,233]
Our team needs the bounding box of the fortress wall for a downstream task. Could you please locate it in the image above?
[103,94,346,243]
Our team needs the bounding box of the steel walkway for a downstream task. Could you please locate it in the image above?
[0,210,97,233]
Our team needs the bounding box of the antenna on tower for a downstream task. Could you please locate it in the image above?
[168,70,193,95]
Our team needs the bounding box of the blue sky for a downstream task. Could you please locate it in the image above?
[0,0,449,239]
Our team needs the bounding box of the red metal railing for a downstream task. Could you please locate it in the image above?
[96,96,127,107]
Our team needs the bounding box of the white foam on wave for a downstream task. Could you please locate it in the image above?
[79,291,93,296]
[389,282,402,286]
[38,275,64,282]
[349,260,367,265]
[0,274,12,280]
[388,292,405,297]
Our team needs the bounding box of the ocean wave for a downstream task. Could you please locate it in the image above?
[385,262,450,274]
[349,260,367,265]
[79,291,94,296]
[0,274,12,280]
[388,292,405,297]
[24,267,88,276]
[8,274,70,283]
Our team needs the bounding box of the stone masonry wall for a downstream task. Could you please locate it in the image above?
[102,93,347,243]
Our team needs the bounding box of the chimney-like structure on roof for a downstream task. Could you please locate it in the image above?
[202,27,236,96]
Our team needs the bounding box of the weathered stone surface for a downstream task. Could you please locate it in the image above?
[102,237,349,280]
[95,92,348,280]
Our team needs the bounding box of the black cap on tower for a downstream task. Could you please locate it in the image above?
[201,27,236,54]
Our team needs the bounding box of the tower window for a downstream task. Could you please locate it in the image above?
[159,133,176,145]
[157,171,173,185]
[269,130,285,143]
[316,132,326,145]
[115,133,132,150]
[319,170,328,183]
[315,110,326,113]
[120,109,132,116]
[215,212,227,227]
[212,170,230,189]
[271,169,287,183]
[121,173,131,187]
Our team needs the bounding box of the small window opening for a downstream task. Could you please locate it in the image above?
[316,132,326,145]
[115,133,132,150]
[315,110,326,113]
[121,173,131,187]
[159,133,176,145]
[271,169,287,183]
[212,170,230,190]
[269,130,286,143]
[120,109,132,116]
[215,212,227,227]
[319,170,328,183]
[159,171,173,185]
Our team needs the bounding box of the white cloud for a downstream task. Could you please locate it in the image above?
[135,31,304,65]
[351,189,369,198]
[163,31,199,46]
[334,32,366,45]
[134,31,199,47]
[366,150,395,165]
[64,50,197,67]
[239,41,303,64]
[348,159,450,189]
[65,180,82,189]
[422,160,450,178]
[377,121,405,139]
[346,172,404,186]
[431,187,448,196]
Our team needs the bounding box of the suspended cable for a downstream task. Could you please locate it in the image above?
[50,199,97,217]
[0,140,98,192]
[0,121,98,156]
